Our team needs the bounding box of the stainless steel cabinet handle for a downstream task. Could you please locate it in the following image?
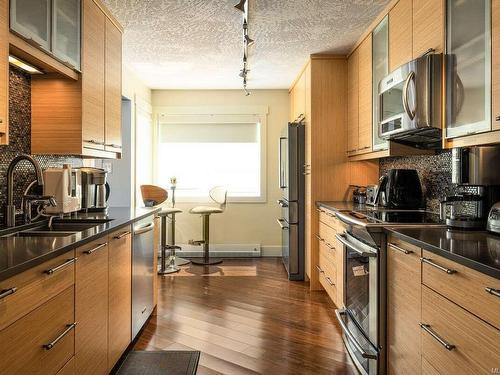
[485,287,500,298]
[347,149,357,154]
[277,199,288,208]
[389,243,413,255]
[421,257,457,274]
[335,309,378,359]
[315,234,325,242]
[315,265,324,273]
[84,243,107,255]
[113,231,131,240]
[277,219,289,230]
[134,222,155,235]
[358,146,371,150]
[420,323,455,351]
[325,276,334,286]
[84,139,105,146]
[105,143,122,149]
[43,323,77,350]
[325,211,335,217]
[0,287,17,300]
[325,242,335,250]
[44,258,77,275]
[496,115,500,121]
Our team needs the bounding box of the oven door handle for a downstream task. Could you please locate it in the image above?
[335,211,366,227]
[335,234,377,258]
[335,309,378,359]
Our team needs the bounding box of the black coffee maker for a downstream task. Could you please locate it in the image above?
[440,147,500,229]
[375,169,425,209]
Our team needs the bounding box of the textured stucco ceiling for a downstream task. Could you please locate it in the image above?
[103,0,390,89]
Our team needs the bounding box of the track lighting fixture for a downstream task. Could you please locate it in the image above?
[234,0,246,12]
[234,0,254,95]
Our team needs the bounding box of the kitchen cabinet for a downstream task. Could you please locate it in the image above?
[108,227,132,371]
[358,34,373,153]
[347,49,359,154]
[11,0,81,70]
[53,0,81,69]
[289,69,306,122]
[10,0,51,50]
[289,56,378,290]
[31,0,123,159]
[372,16,389,152]
[492,0,500,131]
[75,238,109,375]
[0,0,8,145]
[445,0,491,139]
[0,287,75,375]
[386,237,421,375]
[389,0,413,72]
[413,0,443,57]
[421,285,500,374]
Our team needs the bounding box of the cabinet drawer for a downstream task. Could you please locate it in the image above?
[318,234,337,263]
[0,250,76,330]
[318,208,338,229]
[421,286,500,374]
[0,286,75,375]
[318,268,337,304]
[319,250,336,283]
[421,250,500,329]
[319,220,337,245]
[387,235,421,256]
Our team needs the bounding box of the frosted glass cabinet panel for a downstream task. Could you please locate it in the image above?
[446,0,491,138]
[372,16,389,151]
[53,0,80,69]
[10,0,51,50]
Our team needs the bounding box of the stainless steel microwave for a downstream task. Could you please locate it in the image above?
[378,53,443,146]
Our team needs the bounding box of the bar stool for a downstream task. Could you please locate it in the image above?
[157,208,191,274]
[188,186,227,265]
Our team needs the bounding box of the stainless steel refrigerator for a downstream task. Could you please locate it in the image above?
[277,122,305,281]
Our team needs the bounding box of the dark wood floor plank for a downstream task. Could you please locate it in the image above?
[135,258,356,375]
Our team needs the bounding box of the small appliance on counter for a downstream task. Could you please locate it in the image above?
[441,146,500,230]
[487,203,500,235]
[78,167,110,212]
[351,185,367,204]
[43,164,81,214]
[365,185,378,206]
[375,169,424,209]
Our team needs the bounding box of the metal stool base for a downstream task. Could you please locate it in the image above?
[191,258,223,266]
[158,265,180,274]
[175,257,191,266]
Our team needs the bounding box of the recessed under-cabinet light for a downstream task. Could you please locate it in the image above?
[8,56,43,74]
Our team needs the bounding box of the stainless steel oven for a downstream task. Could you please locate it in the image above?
[334,230,385,375]
[378,52,442,146]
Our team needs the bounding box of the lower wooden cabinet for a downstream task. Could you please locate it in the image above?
[75,239,109,375]
[386,237,422,375]
[108,226,132,371]
[0,286,75,375]
[421,285,500,374]
[57,357,75,375]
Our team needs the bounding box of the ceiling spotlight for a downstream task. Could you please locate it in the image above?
[244,35,255,47]
[234,0,246,12]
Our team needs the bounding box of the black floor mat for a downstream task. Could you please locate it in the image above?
[116,351,200,375]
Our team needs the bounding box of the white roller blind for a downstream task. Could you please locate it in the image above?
[160,122,259,143]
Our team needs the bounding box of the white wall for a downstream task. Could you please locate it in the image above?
[152,89,289,253]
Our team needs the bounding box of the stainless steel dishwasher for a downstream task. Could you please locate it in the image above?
[132,215,155,339]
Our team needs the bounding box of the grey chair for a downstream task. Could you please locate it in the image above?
[188,186,227,265]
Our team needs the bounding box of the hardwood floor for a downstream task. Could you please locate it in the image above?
[134,258,356,375]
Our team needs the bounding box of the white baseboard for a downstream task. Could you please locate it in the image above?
[176,243,261,258]
[261,246,282,257]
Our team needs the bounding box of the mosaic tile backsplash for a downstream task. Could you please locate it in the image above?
[379,150,454,213]
[0,67,83,221]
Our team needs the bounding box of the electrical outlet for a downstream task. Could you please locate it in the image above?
[102,160,113,174]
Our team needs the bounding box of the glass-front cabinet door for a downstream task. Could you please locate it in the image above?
[53,0,81,69]
[446,0,491,138]
[10,0,51,50]
[372,16,389,151]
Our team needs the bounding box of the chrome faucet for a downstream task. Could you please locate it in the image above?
[5,154,45,227]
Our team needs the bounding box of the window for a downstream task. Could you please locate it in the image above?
[156,113,266,202]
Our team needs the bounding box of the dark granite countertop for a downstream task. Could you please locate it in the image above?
[0,207,160,281]
[387,227,500,280]
[316,201,367,212]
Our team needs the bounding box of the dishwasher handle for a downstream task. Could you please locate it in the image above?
[134,222,155,235]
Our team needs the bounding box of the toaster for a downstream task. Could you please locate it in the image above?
[43,165,82,214]
[487,202,500,235]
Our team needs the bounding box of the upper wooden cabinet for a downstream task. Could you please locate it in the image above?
[358,34,372,153]
[389,0,413,72]
[289,69,306,122]
[31,0,123,158]
[347,49,359,154]
[10,0,81,70]
[0,0,8,145]
[413,0,444,56]
[493,0,500,131]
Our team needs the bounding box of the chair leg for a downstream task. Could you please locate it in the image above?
[170,212,190,266]
[158,215,180,274]
[191,214,222,266]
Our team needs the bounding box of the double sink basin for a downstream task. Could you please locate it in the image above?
[2,219,113,238]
